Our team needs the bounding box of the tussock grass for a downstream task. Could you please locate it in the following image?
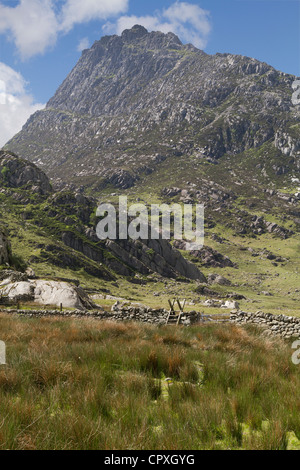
[0,313,300,450]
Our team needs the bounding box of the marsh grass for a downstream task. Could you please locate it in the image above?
[0,313,299,450]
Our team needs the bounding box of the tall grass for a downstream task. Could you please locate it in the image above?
[0,314,299,450]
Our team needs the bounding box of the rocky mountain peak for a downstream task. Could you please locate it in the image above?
[99,24,183,49]
[121,24,149,41]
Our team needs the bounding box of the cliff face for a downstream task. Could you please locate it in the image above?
[5,25,300,190]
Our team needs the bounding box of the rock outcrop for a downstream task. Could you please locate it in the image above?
[0,277,97,310]
[106,238,207,281]
[0,151,52,194]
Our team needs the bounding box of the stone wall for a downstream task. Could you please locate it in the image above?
[2,307,200,326]
[231,311,300,339]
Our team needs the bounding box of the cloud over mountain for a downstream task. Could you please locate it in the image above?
[0,62,44,146]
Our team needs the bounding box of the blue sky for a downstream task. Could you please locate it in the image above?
[0,0,299,145]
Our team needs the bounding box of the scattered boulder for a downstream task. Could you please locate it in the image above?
[25,267,36,278]
[207,273,232,286]
[221,300,240,309]
[162,187,181,198]
[175,241,234,269]
[261,291,273,296]
[265,221,293,239]
[210,233,227,244]
[194,284,220,297]
[202,299,240,309]
[226,293,246,301]
[191,245,235,268]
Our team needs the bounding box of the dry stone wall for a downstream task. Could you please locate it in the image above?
[3,307,200,326]
[231,311,300,339]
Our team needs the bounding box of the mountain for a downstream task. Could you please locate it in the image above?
[2,26,300,314]
[6,25,300,193]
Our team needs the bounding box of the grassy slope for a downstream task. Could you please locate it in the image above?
[2,191,300,316]
[0,139,299,316]
[0,313,300,450]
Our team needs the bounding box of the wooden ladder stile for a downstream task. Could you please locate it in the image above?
[166,298,186,326]
[168,298,176,312]
[166,298,175,324]
[166,299,174,325]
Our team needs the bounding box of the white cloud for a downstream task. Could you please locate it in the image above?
[0,0,129,60]
[60,0,129,32]
[0,1,210,60]
[0,0,58,60]
[104,1,211,50]
[77,37,90,52]
[0,63,45,147]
